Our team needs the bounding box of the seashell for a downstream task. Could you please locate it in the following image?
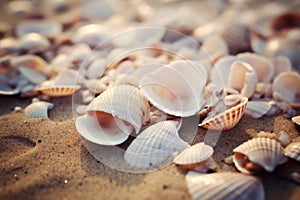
[292,115,300,127]
[270,11,300,33]
[278,130,291,147]
[233,137,287,174]
[199,97,248,130]
[139,60,207,117]
[7,0,33,18]
[185,171,265,200]
[285,142,300,162]
[19,33,50,53]
[86,58,107,79]
[15,20,62,38]
[11,55,48,74]
[69,43,91,64]
[85,78,109,94]
[86,85,150,133]
[255,82,273,97]
[75,112,132,146]
[80,0,114,20]
[24,101,54,119]
[224,94,242,107]
[36,85,81,97]
[237,53,274,83]
[271,55,292,80]
[0,87,20,95]
[227,61,258,98]
[273,71,300,107]
[124,120,189,169]
[0,37,20,53]
[18,66,47,84]
[245,101,272,119]
[173,142,216,173]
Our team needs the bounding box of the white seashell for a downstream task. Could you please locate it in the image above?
[139,60,207,117]
[18,66,47,84]
[199,97,248,130]
[227,61,258,98]
[233,137,287,174]
[278,130,291,147]
[36,85,81,97]
[271,55,292,80]
[255,82,273,98]
[24,101,54,119]
[80,0,114,20]
[115,60,135,75]
[273,71,300,108]
[0,37,20,53]
[86,85,150,133]
[11,55,48,74]
[245,101,272,119]
[185,171,265,200]
[224,94,242,107]
[292,115,300,127]
[19,33,50,53]
[237,53,274,83]
[76,113,132,146]
[14,106,22,112]
[85,79,108,94]
[285,142,300,162]
[86,58,107,79]
[124,120,189,169]
[69,43,91,64]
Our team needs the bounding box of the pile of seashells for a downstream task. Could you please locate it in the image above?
[1,0,300,199]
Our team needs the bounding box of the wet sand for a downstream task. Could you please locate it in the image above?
[0,96,299,200]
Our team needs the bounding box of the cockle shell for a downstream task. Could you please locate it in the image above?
[139,60,207,117]
[199,97,248,130]
[173,142,216,172]
[86,85,150,133]
[124,120,189,169]
[185,171,265,200]
[285,142,300,162]
[245,101,272,119]
[36,85,81,97]
[273,71,300,107]
[24,101,54,119]
[233,137,287,174]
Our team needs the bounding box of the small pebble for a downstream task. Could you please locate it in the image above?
[14,106,22,112]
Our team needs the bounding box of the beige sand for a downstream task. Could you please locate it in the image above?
[0,96,299,200]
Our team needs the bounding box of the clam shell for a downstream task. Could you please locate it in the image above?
[86,85,150,133]
[185,171,265,200]
[273,71,300,107]
[124,121,189,169]
[24,101,54,119]
[233,137,287,174]
[285,142,300,162]
[36,85,81,97]
[245,101,272,119]
[75,113,132,146]
[199,97,248,130]
[139,60,207,117]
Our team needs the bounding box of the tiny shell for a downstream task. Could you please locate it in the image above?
[24,101,54,119]
[199,97,248,130]
[285,142,300,162]
[185,171,265,200]
[245,101,272,119]
[124,121,189,169]
[233,137,287,174]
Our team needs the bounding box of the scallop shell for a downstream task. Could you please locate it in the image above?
[36,85,81,97]
[273,71,300,107]
[75,113,132,146]
[199,97,248,130]
[285,142,300,162]
[245,101,272,119]
[233,137,287,174]
[185,171,265,200]
[139,60,207,117]
[24,101,54,119]
[86,85,150,133]
[124,120,189,169]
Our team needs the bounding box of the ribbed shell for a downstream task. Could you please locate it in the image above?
[173,142,213,165]
[285,142,300,162]
[36,85,81,97]
[245,101,272,119]
[124,121,189,169]
[199,97,248,130]
[233,137,287,173]
[24,101,54,119]
[292,115,300,126]
[185,171,265,200]
[86,85,150,133]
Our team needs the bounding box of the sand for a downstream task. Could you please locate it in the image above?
[0,96,299,200]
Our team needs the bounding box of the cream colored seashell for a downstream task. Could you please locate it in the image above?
[273,72,300,108]
[86,85,150,133]
[255,82,273,97]
[173,142,216,172]
[75,112,132,146]
[69,43,91,64]
[233,137,287,174]
[278,130,291,147]
[227,61,258,98]
[18,66,47,84]
[185,171,265,200]
[245,101,272,119]
[292,115,300,127]
[86,58,107,79]
[224,94,242,107]
[199,97,248,130]
[237,53,274,83]
[139,60,207,117]
[19,33,50,53]
[271,55,292,80]
[25,101,54,119]
[36,85,81,97]
[124,120,189,169]
[285,142,300,162]
[11,55,48,74]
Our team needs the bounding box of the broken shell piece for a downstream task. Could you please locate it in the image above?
[285,142,300,162]
[24,101,54,119]
[173,142,216,173]
[86,85,150,133]
[233,137,287,174]
[185,171,265,200]
[199,97,248,130]
[124,121,189,169]
[292,115,300,127]
[273,72,300,107]
[245,101,272,119]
